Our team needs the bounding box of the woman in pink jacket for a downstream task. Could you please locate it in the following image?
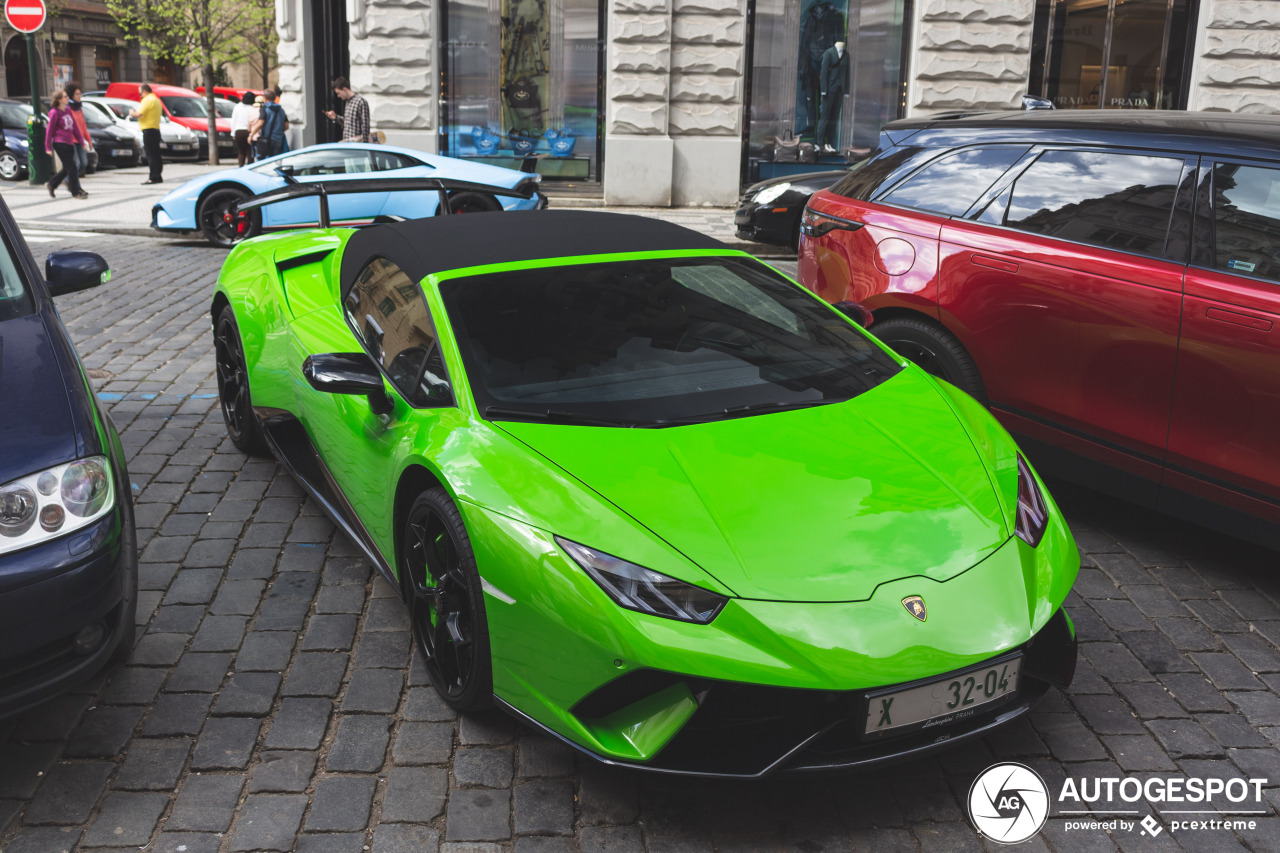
[45,90,87,199]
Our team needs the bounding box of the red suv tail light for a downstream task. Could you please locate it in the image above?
[1015,454,1049,547]
[800,206,864,239]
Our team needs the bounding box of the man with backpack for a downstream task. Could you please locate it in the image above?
[252,90,289,159]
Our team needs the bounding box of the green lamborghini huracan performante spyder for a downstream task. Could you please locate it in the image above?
[211,193,1079,777]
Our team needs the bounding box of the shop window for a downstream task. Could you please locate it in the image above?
[442,0,602,182]
[1030,0,1197,110]
[745,0,910,184]
[1003,149,1184,257]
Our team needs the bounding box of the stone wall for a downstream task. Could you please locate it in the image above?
[604,0,745,204]
[908,0,1034,115]
[1190,0,1280,113]
[352,0,437,149]
[274,0,307,147]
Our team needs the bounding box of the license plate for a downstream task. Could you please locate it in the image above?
[864,656,1021,735]
[111,149,129,156]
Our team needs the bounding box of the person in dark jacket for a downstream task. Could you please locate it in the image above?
[817,40,849,153]
[45,90,87,199]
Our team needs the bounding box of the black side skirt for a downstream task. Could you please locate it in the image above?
[254,407,399,590]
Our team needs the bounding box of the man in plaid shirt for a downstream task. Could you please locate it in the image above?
[324,77,372,143]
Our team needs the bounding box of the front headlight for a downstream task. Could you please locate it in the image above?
[753,182,792,206]
[556,537,727,624]
[194,130,208,139]
[1014,454,1049,547]
[0,457,115,556]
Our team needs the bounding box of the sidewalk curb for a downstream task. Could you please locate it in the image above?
[16,220,179,240]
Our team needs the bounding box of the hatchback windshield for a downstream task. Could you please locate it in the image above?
[440,257,902,426]
[161,96,208,118]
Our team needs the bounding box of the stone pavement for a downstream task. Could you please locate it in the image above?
[0,229,1278,853]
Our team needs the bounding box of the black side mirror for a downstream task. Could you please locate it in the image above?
[303,352,393,415]
[46,251,110,297]
[833,300,873,328]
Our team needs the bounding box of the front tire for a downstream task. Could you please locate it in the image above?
[401,487,492,712]
[872,316,987,400]
[0,151,21,181]
[199,187,259,248]
[213,305,268,455]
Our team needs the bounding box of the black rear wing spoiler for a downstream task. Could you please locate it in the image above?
[234,174,543,228]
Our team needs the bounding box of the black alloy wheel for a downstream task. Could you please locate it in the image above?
[447,192,501,214]
[402,487,492,711]
[213,305,268,455]
[871,316,987,401]
[199,187,259,248]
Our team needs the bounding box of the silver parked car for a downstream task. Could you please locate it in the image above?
[82,96,201,162]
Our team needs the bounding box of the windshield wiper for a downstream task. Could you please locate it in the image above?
[685,398,843,423]
[484,406,647,428]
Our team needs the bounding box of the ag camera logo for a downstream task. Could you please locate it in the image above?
[968,762,1050,844]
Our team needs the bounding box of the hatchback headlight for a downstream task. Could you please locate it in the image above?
[557,537,727,624]
[1014,454,1049,548]
[0,457,115,556]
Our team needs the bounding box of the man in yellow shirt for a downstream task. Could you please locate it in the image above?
[129,84,163,184]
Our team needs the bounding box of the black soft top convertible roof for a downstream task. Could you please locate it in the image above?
[339,210,731,293]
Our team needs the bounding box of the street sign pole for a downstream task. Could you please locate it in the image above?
[26,32,45,185]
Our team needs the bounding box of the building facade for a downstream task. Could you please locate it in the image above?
[275,0,1280,206]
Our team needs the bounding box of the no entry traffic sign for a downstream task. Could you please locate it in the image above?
[5,0,45,33]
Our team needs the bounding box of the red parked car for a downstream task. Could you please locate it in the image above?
[799,110,1280,548]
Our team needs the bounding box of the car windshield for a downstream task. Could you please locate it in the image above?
[0,228,31,322]
[79,104,112,127]
[0,103,31,130]
[214,100,234,117]
[440,256,902,426]
[161,96,208,118]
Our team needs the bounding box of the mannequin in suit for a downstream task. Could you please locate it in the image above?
[817,40,848,153]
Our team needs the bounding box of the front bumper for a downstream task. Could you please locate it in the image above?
[0,501,137,719]
[503,608,1075,777]
[734,198,801,247]
[469,502,1079,777]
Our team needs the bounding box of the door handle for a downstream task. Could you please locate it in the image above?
[971,254,1018,273]
[1206,307,1273,331]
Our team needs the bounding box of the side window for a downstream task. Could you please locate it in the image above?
[373,150,420,171]
[343,258,454,407]
[880,146,1029,217]
[278,148,375,176]
[1003,149,1185,257]
[829,147,931,201]
[1208,162,1280,283]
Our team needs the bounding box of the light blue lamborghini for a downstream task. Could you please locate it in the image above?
[150,142,546,246]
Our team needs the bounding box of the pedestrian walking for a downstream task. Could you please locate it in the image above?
[251,90,288,159]
[45,90,88,199]
[230,92,255,166]
[323,77,372,142]
[66,82,94,179]
[130,84,164,184]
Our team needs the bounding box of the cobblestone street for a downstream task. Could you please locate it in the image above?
[1,226,1279,852]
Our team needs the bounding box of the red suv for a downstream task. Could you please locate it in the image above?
[799,110,1280,548]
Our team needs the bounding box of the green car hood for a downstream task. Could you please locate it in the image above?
[496,371,1011,603]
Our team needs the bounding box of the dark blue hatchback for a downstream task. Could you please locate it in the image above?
[0,198,136,718]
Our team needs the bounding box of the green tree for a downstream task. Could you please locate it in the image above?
[106,0,274,164]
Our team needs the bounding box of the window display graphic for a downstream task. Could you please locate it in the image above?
[795,0,845,139]
[501,0,550,137]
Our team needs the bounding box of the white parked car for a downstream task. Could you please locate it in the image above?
[82,96,201,162]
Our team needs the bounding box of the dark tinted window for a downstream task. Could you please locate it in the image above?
[266,148,375,176]
[0,103,30,129]
[1209,162,1280,282]
[344,257,453,407]
[1004,150,1184,256]
[440,257,901,427]
[829,147,929,201]
[880,146,1028,217]
[160,96,208,118]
